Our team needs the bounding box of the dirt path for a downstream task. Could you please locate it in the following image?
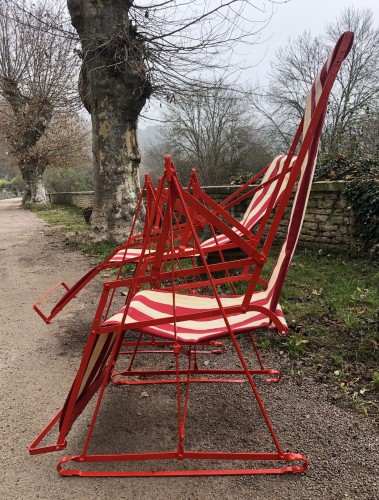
[0,198,378,500]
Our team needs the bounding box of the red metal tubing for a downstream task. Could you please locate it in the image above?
[57,451,308,477]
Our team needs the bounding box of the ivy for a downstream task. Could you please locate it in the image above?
[228,172,256,185]
[315,153,379,254]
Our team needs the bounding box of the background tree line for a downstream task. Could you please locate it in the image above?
[0,2,378,244]
[0,0,92,203]
[143,82,272,185]
[144,7,379,185]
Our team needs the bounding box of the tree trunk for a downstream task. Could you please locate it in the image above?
[21,160,47,204]
[91,111,142,241]
[2,78,53,206]
[67,0,152,243]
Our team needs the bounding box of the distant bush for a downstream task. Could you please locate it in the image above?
[11,175,25,192]
[228,172,257,185]
[0,177,17,192]
[44,165,94,192]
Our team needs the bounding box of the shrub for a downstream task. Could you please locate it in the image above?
[315,153,379,254]
[44,165,94,192]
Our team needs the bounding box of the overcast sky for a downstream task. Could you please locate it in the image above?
[249,0,379,81]
[140,0,379,127]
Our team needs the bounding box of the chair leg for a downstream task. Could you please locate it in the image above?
[112,331,281,386]
[249,332,281,383]
[56,334,307,476]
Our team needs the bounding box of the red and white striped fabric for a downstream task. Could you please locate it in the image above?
[109,243,198,263]
[110,154,296,262]
[59,331,118,430]
[264,33,345,312]
[101,289,287,344]
[110,246,151,263]
[200,155,296,250]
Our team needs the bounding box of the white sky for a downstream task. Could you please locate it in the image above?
[140,0,379,127]
[249,0,379,81]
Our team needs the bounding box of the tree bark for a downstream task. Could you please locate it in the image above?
[21,160,47,204]
[67,0,151,242]
[2,78,53,205]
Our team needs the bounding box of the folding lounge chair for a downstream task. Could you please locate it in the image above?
[29,32,354,477]
[33,153,296,325]
[32,172,178,324]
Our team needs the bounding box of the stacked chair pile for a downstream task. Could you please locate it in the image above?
[29,32,353,477]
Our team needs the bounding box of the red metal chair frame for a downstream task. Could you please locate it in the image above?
[29,32,354,477]
[33,154,296,325]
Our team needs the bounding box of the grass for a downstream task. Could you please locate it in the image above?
[25,203,87,233]
[80,241,118,259]
[283,250,379,331]
[282,250,378,359]
[277,249,379,420]
[27,203,379,420]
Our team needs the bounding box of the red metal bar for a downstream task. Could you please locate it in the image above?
[57,451,307,477]
[28,409,66,455]
[120,339,225,356]
[111,367,281,385]
[33,282,70,324]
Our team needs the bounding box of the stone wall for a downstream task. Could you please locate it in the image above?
[48,181,356,254]
[277,181,355,253]
[203,181,355,254]
[47,191,94,208]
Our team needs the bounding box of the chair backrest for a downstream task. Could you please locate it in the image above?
[199,154,297,251]
[259,31,354,311]
[239,155,292,228]
[178,33,353,274]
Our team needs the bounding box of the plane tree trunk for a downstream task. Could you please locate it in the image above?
[21,162,47,204]
[67,0,151,242]
[2,77,53,204]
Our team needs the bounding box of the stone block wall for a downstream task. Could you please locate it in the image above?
[48,181,356,254]
[272,181,355,254]
[202,181,355,254]
[47,191,94,208]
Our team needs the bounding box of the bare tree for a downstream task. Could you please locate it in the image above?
[42,113,93,193]
[31,111,91,171]
[325,8,379,156]
[256,7,379,156]
[0,104,92,193]
[64,0,282,242]
[144,81,272,185]
[0,130,17,170]
[0,0,79,203]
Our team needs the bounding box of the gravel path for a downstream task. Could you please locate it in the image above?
[0,198,378,500]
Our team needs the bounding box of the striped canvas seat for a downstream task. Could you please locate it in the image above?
[200,155,295,250]
[29,32,354,477]
[101,288,287,344]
